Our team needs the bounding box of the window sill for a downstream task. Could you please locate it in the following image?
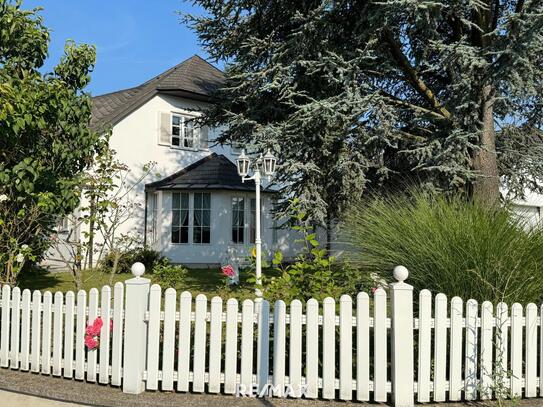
[167,145,209,153]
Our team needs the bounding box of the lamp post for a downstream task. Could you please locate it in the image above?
[236,149,277,299]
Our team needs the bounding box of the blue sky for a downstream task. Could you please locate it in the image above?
[25,1,218,96]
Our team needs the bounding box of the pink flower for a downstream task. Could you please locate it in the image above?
[371,287,377,294]
[221,265,235,278]
[84,334,99,350]
[85,317,103,337]
[94,316,103,329]
[110,320,113,332]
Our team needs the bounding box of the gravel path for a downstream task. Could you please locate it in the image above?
[1,368,543,406]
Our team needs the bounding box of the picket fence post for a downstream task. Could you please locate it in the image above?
[390,266,414,407]
[122,263,150,394]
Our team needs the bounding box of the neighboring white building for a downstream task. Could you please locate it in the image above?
[86,55,297,267]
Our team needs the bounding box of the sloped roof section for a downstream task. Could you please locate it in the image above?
[146,153,273,193]
[91,55,224,131]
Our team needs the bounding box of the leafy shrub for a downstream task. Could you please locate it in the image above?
[101,246,166,274]
[153,263,188,289]
[262,199,373,303]
[344,192,543,304]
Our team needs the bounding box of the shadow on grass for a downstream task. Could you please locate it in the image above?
[18,268,66,292]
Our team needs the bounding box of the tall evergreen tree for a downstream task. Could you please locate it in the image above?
[186,0,543,230]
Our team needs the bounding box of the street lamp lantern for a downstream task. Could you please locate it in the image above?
[262,149,277,177]
[236,149,251,177]
[235,148,277,300]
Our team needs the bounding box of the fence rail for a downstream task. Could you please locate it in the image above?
[0,265,542,406]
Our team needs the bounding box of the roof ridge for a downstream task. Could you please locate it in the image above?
[140,55,198,87]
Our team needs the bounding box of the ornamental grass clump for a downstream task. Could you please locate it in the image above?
[344,193,543,305]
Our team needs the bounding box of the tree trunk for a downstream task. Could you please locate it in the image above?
[472,85,500,205]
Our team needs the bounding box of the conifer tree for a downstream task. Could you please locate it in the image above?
[187,0,543,231]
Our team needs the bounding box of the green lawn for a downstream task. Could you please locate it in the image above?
[17,267,275,300]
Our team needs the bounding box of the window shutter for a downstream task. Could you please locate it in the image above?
[199,126,209,149]
[158,112,171,145]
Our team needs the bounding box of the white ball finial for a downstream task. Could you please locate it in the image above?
[131,262,145,278]
[393,265,409,283]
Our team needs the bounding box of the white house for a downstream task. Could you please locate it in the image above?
[85,55,298,267]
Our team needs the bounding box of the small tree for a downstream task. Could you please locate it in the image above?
[0,1,104,281]
[49,145,156,289]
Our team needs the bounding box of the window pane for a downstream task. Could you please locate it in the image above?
[172,137,180,146]
[203,211,210,226]
[202,228,210,244]
[172,193,180,209]
[171,227,180,243]
[232,197,245,243]
[172,115,181,125]
[193,227,201,244]
[194,210,202,227]
[180,227,189,243]
[181,193,189,208]
[172,210,180,226]
[181,209,189,226]
[203,193,210,208]
[172,126,180,136]
[194,193,202,209]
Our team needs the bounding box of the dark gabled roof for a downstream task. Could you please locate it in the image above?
[91,55,224,131]
[146,153,273,193]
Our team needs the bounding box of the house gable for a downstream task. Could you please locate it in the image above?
[90,55,224,132]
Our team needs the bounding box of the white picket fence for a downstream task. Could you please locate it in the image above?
[0,265,542,406]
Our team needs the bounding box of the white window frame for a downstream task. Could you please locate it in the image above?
[171,192,190,244]
[192,192,211,245]
[170,112,201,150]
[231,196,246,244]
